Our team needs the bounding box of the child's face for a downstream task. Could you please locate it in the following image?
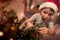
[40,8,54,20]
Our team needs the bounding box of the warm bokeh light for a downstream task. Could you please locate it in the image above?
[10,38,14,40]
[11,26,15,31]
[0,31,4,36]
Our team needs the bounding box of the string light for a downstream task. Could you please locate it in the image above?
[11,26,15,31]
[10,38,14,40]
[0,31,4,36]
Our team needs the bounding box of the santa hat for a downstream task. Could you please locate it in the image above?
[45,0,59,9]
[39,2,58,13]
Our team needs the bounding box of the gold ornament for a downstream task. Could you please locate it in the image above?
[11,26,15,31]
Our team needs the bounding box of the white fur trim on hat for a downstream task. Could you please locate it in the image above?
[39,2,58,13]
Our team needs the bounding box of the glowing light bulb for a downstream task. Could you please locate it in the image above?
[11,26,15,31]
[10,38,14,40]
[0,31,4,36]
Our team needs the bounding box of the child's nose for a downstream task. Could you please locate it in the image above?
[45,14,48,18]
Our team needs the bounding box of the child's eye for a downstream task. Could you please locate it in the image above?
[49,14,53,16]
[44,11,47,14]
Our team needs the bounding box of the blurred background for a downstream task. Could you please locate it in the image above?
[0,0,60,40]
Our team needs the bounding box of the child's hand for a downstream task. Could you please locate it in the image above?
[24,22,33,31]
[38,27,49,36]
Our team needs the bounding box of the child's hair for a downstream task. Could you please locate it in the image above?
[55,15,60,25]
[40,7,55,13]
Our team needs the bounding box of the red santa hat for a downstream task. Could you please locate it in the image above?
[39,0,59,13]
[45,0,59,8]
[45,0,59,11]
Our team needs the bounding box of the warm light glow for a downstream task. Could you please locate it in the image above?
[11,26,15,31]
[0,31,4,36]
[10,38,14,40]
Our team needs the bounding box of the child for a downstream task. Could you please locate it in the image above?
[19,2,58,40]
